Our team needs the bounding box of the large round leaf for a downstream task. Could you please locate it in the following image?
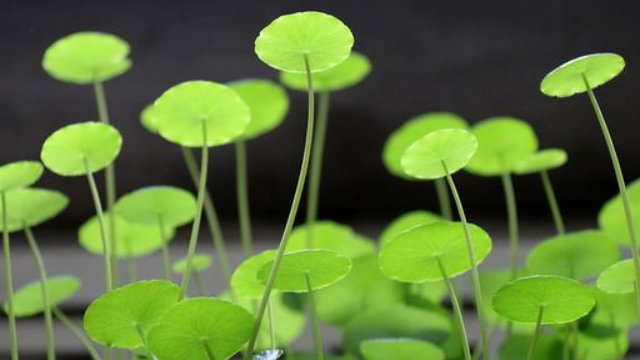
[152,80,250,147]
[540,53,625,98]
[172,254,212,274]
[379,210,443,247]
[115,185,196,228]
[0,161,43,192]
[231,250,277,299]
[492,275,595,324]
[147,297,254,360]
[41,122,122,176]
[466,117,538,176]
[598,178,640,247]
[228,79,289,140]
[286,221,374,258]
[257,249,352,292]
[42,31,131,84]
[83,280,181,349]
[280,52,371,92]
[513,148,568,175]
[596,259,636,294]
[360,338,444,360]
[379,221,492,282]
[6,276,80,317]
[479,269,535,333]
[255,11,354,73]
[0,188,68,232]
[401,129,478,180]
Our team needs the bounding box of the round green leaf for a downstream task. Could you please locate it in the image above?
[598,178,640,247]
[379,210,443,247]
[255,11,354,73]
[513,148,568,175]
[280,52,371,92]
[228,79,289,140]
[41,122,122,176]
[286,221,374,258]
[79,213,175,258]
[526,230,619,280]
[115,185,196,228]
[152,80,250,147]
[379,221,492,282]
[0,161,43,192]
[0,188,68,232]
[257,249,352,292]
[231,250,277,299]
[172,254,212,274]
[6,276,80,317]
[140,104,160,134]
[590,288,638,331]
[479,269,535,333]
[466,117,538,176]
[147,297,254,360]
[596,259,636,294]
[42,31,131,84]
[492,275,596,324]
[383,112,468,179]
[401,129,478,180]
[83,280,181,349]
[360,338,444,360]
[540,53,625,98]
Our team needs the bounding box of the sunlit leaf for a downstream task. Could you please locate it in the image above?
[280,52,371,92]
[286,221,374,258]
[115,185,196,228]
[596,259,636,294]
[598,178,640,247]
[379,210,443,247]
[231,250,277,299]
[0,188,68,232]
[0,161,43,192]
[513,148,568,175]
[360,338,445,360]
[172,254,212,274]
[229,79,289,140]
[5,276,80,317]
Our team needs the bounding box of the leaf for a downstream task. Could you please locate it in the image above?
[147,297,254,360]
[286,220,375,258]
[231,250,277,299]
[172,254,212,274]
[589,288,638,331]
[379,210,443,247]
[540,53,625,98]
[499,335,563,360]
[42,31,131,84]
[228,79,289,140]
[140,104,160,134]
[576,325,629,360]
[115,185,196,228]
[513,148,568,175]
[401,129,477,180]
[596,259,636,294]
[0,188,68,232]
[479,269,535,333]
[360,338,445,360]
[257,249,352,292]
[379,221,492,282]
[5,276,80,317]
[492,275,596,324]
[83,280,181,349]
[0,161,43,192]
[280,52,371,92]
[151,80,250,147]
[598,178,640,247]
[255,11,354,73]
[41,122,123,176]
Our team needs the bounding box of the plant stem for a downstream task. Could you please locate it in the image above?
[24,225,56,360]
[305,91,330,247]
[202,340,217,360]
[157,215,171,280]
[526,306,545,360]
[235,140,254,258]
[442,162,491,360]
[181,147,233,289]
[500,173,519,279]
[582,74,640,325]
[85,161,113,291]
[437,257,472,360]
[2,192,19,360]
[134,323,153,358]
[180,123,209,297]
[540,170,565,235]
[53,307,102,360]
[268,297,276,350]
[435,178,453,220]
[305,274,325,360]
[244,54,316,359]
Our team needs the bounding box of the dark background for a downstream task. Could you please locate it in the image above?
[2,0,640,230]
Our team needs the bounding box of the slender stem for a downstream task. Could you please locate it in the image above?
[157,215,171,280]
[442,162,491,360]
[244,54,316,359]
[2,192,19,360]
[526,306,545,360]
[305,91,330,247]
[24,225,56,360]
[85,161,113,291]
[540,171,565,235]
[305,274,325,360]
[500,173,519,279]
[437,257,472,360]
[53,307,102,360]
[435,178,453,220]
[93,81,111,125]
[193,272,206,296]
[202,340,217,360]
[235,140,254,258]
[268,297,276,350]
[181,147,233,289]
[180,123,209,297]
[134,323,153,358]
[583,74,640,327]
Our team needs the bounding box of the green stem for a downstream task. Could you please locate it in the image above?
[134,323,153,358]
[235,140,254,258]
[244,54,316,359]
[157,215,171,280]
[2,192,19,360]
[53,307,102,360]
[500,173,519,280]
[193,272,206,296]
[85,161,113,291]
[305,91,330,247]
[305,274,325,360]
[540,170,565,235]
[442,162,491,360]
[202,340,217,360]
[181,147,233,290]
[526,306,545,360]
[435,178,453,220]
[24,225,56,360]
[267,297,276,350]
[437,257,471,360]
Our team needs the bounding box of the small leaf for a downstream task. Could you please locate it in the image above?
[255,11,354,73]
[228,79,289,140]
[513,148,568,175]
[5,276,80,317]
[379,210,443,247]
[598,178,640,247]
[172,254,212,274]
[286,221,375,258]
[0,188,68,232]
[596,259,636,294]
[540,53,625,98]
[41,122,122,176]
[360,338,444,360]
[0,161,43,192]
[83,280,181,349]
[280,52,371,92]
[231,250,277,299]
[140,104,160,134]
[401,129,478,180]
[115,185,196,228]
